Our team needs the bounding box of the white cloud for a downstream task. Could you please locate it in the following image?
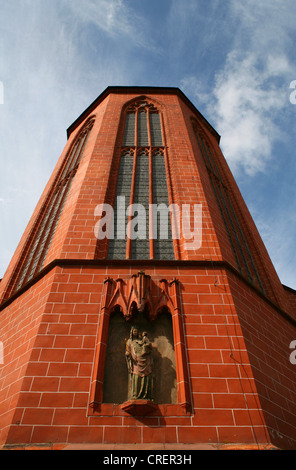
[181,1,295,176]
[67,0,154,51]
[69,0,133,36]
[180,77,209,105]
[209,51,290,175]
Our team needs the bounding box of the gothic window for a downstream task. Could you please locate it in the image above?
[10,118,95,294]
[192,119,265,294]
[108,100,175,260]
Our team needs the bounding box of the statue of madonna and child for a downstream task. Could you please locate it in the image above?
[125,326,153,402]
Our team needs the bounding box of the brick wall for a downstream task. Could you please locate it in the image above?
[227,272,296,449]
[1,262,290,448]
[0,270,57,444]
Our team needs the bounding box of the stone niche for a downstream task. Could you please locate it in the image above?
[102,306,177,405]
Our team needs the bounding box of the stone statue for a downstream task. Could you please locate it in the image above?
[125,326,153,401]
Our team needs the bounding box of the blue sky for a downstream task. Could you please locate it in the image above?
[0,0,295,288]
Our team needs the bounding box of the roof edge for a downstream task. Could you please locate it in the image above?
[66,86,220,142]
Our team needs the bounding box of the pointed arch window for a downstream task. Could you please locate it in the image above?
[192,119,265,294]
[108,100,175,260]
[8,118,95,296]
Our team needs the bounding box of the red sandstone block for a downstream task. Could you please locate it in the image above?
[89,293,102,304]
[68,426,104,444]
[53,408,88,426]
[19,376,33,392]
[82,337,96,349]
[227,378,257,394]
[210,283,231,294]
[104,426,141,444]
[52,303,75,314]
[64,349,94,363]
[156,416,192,427]
[78,283,101,293]
[178,426,218,444]
[25,362,49,377]
[38,323,48,335]
[57,283,79,293]
[33,335,55,348]
[54,335,83,349]
[11,407,24,424]
[40,392,74,408]
[181,293,198,303]
[182,315,202,325]
[199,294,222,304]
[92,274,110,284]
[47,293,65,303]
[191,378,228,393]
[89,416,123,426]
[186,284,211,294]
[209,364,239,378]
[42,314,60,323]
[73,393,89,408]
[217,323,243,337]
[47,323,71,335]
[22,408,54,425]
[205,336,231,350]
[5,425,33,445]
[17,392,41,408]
[39,348,66,362]
[233,409,266,426]
[31,377,60,392]
[60,314,86,323]
[177,275,196,284]
[189,363,209,377]
[78,363,92,377]
[69,274,93,283]
[197,275,219,284]
[185,336,205,349]
[221,350,250,364]
[122,415,158,427]
[201,314,225,324]
[192,409,234,426]
[74,304,99,314]
[59,377,90,392]
[70,323,97,335]
[182,304,214,315]
[47,363,79,377]
[188,349,222,363]
[214,303,237,316]
[185,324,217,336]
[143,426,177,444]
[64,293,90,304]
[62,267,81,274]
[217,426,255,444]
[213,393,247,409]
[54,273,70,283]
[192,393,214,408]
[31,425,68,444]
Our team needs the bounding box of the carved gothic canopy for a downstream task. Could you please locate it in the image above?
[102,271,180,320]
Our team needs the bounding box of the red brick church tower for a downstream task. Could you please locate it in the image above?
[0,86,296,450]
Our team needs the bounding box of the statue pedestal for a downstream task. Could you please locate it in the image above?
[121,399,158,416]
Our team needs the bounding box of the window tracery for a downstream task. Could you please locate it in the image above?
[6,118,95,296]
[108,99,175,260]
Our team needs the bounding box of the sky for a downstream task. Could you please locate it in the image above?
[0,0,295,288]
